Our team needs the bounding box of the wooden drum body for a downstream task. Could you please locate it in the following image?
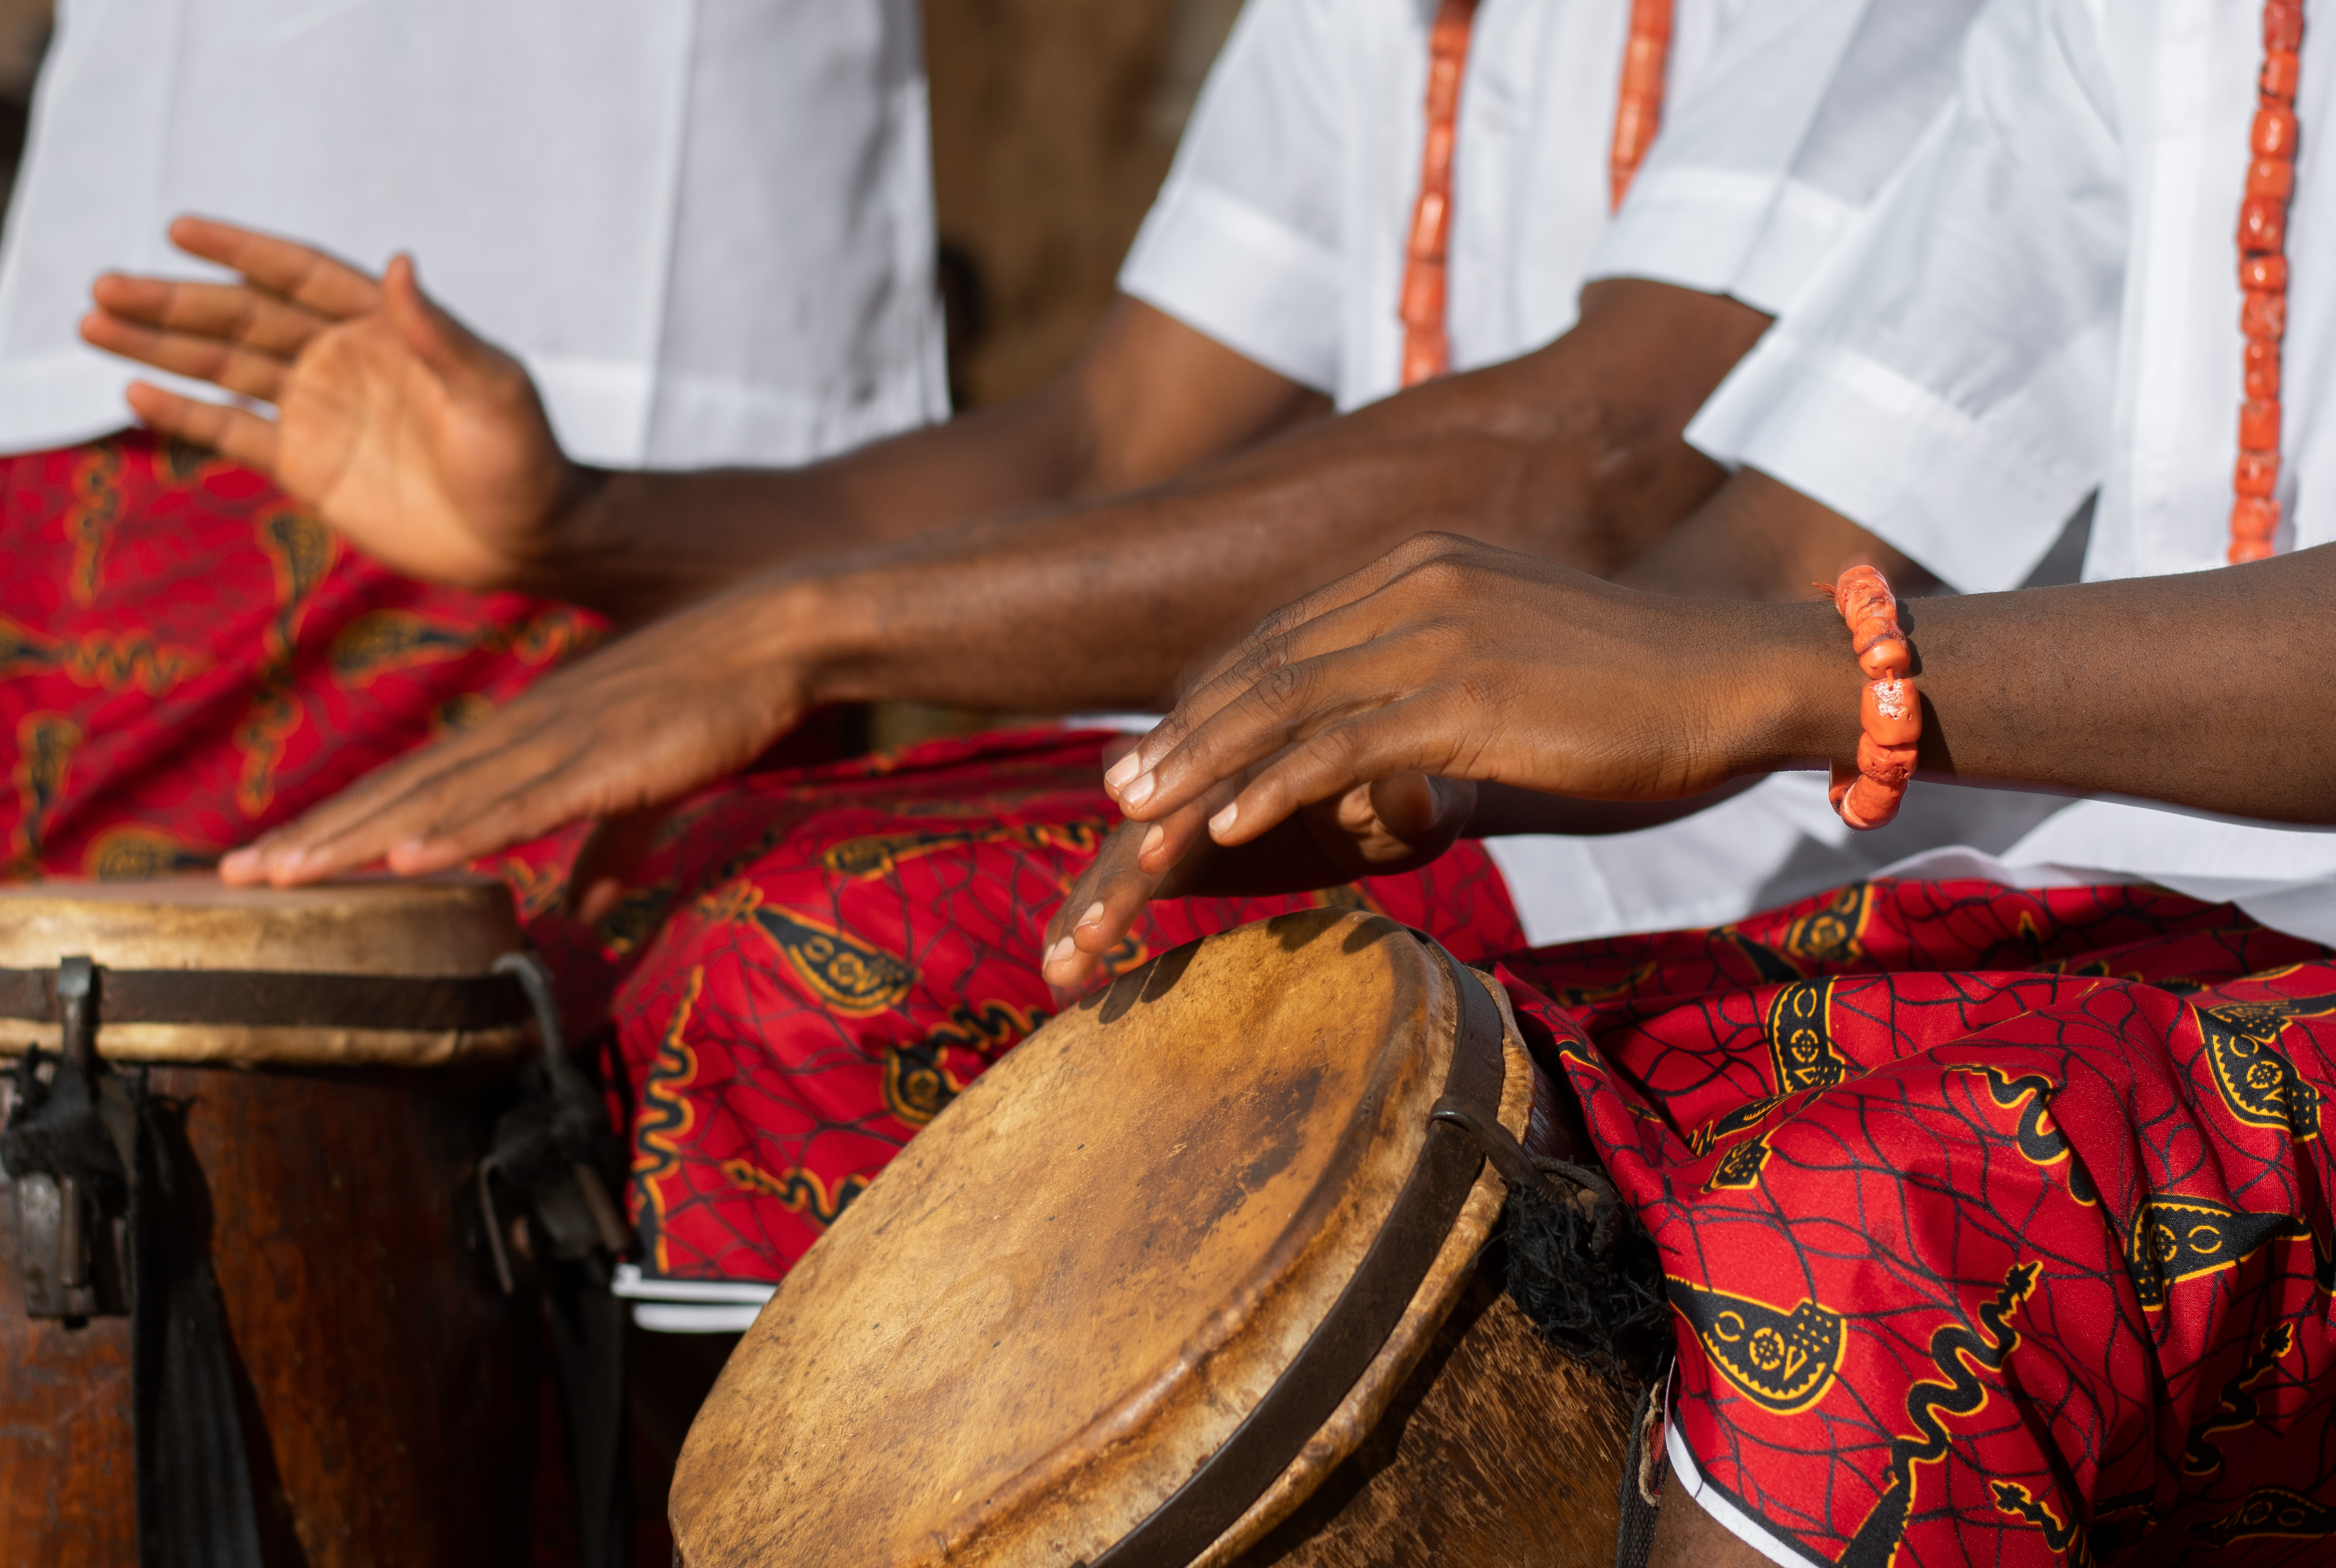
[671,909,1629,1568]
[0,877,542,1567]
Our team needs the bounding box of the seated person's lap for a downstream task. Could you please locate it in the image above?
[1500,876,2336,1563]
[0,430,599,877]
[552,726,1525,1281]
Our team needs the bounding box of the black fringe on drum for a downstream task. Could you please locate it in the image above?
[1501,1156,1670,1396]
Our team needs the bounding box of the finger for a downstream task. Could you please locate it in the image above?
[1207,707,1458,849]
[568,807,671,923]
[1184,534,1469,693]
[1103,549,1466,807]
[221,716,563,884]
[82,314,289,403]
[1041,825,1150,992]
[120,383,280,472]
[1120,634,1419,823]
[167,216,382,318]
[87,274,330,355]
[382,255,518,398]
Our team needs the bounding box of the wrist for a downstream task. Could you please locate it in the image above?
[1717,600,1864,777]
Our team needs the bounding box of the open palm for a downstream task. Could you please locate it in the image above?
[82,216,580,592]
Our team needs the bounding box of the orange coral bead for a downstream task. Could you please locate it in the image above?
[2232,495,2281,541]
[1840,776,1905,830]
[2241,251,2290,290]
[2246,339,2283,399]
[2267,0,2304,53]
[2240,398,2283,450]
[2264,48,2303,99]
[1860,677,1921,748]
[2255,106,2301,157]
[1857,637,1911,680]
[2236,450,2282,497]
[2243,288,2289,341]
[1857,732,1918,786]
[2240,197,2289,254]
[2247,157,2297,202]
[2230,538,2277,564]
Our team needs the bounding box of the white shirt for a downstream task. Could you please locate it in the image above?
[1116,0,2011,947]
[1690,0,2336,942]
[0,0,948,468]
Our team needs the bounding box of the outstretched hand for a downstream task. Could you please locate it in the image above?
[1039,533,1848,990]
[216,578,820,915]
[81,216,584,592]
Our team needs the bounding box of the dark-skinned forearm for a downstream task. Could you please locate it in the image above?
[776,281,1774,714]
[515,299,1331,623]
[1725,546,2336,824]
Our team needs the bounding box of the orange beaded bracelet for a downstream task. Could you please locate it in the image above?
[1824,565,1918,830]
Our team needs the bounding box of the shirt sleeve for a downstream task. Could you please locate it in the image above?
[1116,0,1348,392]
[1685,0,2126,592]
[1588,0,1989,315]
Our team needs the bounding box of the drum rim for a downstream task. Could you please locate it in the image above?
[1084,936,1506,1568]
[0,965,531,1032]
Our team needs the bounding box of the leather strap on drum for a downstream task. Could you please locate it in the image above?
[0,966,530,1031]
[1088,945,1507,1568]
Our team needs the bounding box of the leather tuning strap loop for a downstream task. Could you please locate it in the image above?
[0,957,265,1568]
[1086,943,1507,1568]
[476,951,635,1568]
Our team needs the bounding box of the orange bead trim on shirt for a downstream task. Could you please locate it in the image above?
[1823,566,1918,830]
[2232,0,2306,563]
[1399,0,1676,386]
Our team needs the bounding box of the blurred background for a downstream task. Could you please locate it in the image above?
[0,0,1249,404]
[0,1,1247,412]
[0,0,1247,753]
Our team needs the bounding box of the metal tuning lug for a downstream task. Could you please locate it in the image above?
[476,953,635,1293]
[3,958,132,1320]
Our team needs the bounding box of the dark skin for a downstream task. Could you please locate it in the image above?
[79,219,1783,903]
[86,228,1882,1568]
[1040,513,2336,987]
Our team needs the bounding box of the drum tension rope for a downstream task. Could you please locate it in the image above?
[479,951,636,1568]
[1430,1090,1674,1568]
[1,957,266,1568]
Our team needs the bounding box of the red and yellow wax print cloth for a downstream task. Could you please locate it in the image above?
[0,431,601,876]
[0,430,1532,1295]
[1498,878,2336,1567]
[534,725,1527,1283]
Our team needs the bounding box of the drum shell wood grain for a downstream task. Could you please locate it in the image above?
[1224,1262,1630,1568]
[0,1058,537,1567]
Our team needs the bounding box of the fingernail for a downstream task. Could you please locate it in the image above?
[1119,771,1155,810]
[1103,751,1143,792]
[1209,802,1240,838]
[220,848,258,877]
[1077,901,1105,931]
[1044,936,1074,969]
[1140,823,1165,860]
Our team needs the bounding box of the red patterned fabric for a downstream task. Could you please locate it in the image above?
[0,435,1531,1291]
[1498,878,2336,1566]
[0,431,602,876]
[505,727,1527,1283]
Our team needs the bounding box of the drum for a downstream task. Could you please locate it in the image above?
[0,875,544,1566]
[670,908,1632,1568]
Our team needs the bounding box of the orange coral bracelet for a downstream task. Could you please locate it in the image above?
[1824,565,1918,830]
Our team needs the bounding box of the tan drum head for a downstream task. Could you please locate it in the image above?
[671,909,1528,1568]
[0,874,532,1066]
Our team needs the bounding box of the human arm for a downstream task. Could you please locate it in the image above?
[1041,485,2336,985]
[211,279,1772,891]
[81,218,1325,621]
